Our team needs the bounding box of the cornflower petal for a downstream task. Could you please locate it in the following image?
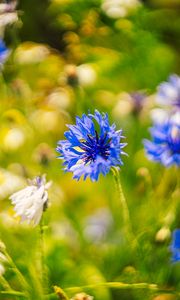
[144,112,180,167]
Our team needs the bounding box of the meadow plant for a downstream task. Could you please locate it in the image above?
[0,1,180,300]
[57,110,127,181]
[10,175,51,225]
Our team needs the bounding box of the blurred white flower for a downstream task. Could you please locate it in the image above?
[0,168,25,200]
[0,12,18,27]
[77,64,97,87]
[101,0,141,19]
[3,128,25,151]
[15,43,50,64]
[0,0,18,36]
[10,175,51,226]
[30,109,61,132]
[0,1,17,14]
[84,208,113,243]
[47,88,71,110]
[112,92,132,118]
[155,226,171,243]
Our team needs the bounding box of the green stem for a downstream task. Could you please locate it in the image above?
[39,217,48,293]
[53,286,69,300]
[112,168,148,266]
[46,282,180,298]
[111,167,132,235]
[0,290,26,298]
[65,282,158,292]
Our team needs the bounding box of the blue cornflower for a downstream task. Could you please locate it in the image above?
[170,229,180,263]
[157,74,180,108]
[144,112,180,167]
[56,110,127,181]
[0,39,9,65]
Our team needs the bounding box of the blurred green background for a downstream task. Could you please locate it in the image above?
[0,0,180,299]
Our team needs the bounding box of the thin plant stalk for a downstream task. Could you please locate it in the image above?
[39,216,48,294]
[45,282,180,299]
[111,167,132,236]
[0,290,26,298]
[53,286,69,300]
[1,282,179,299]
[111,167,147,264]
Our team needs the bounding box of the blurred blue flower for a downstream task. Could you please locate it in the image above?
[57,110,127,181]
[0,39,9,65]
[157,74,180,108]
[170,229,180,263]
[144,112,180,167]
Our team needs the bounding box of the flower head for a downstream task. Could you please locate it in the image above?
[144,112,180,167]
[101,0,141,19]
[10,175,51,225]
[0,39,9,65]
[157,74,180,109]
[56,110,127,181]
[170,229,180,263]
[0,1,17,14]
[0,1,18,33]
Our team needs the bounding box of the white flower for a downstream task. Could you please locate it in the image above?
[101,0,141,19]
[3,128,25,151]
[0,12,18,27]
[10,175,51,226]
[76,64,97,87]
[0,1,18,37]
[0,1,17,14]
[15,43,50,64]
